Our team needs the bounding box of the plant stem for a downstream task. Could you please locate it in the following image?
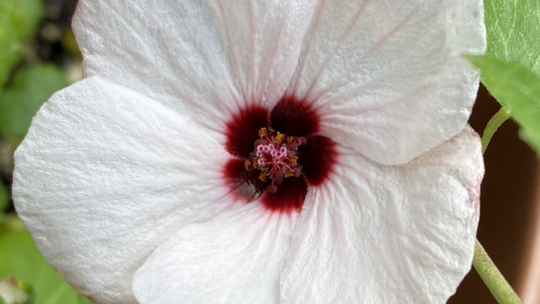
[475,107,523,303]
[481,107,511,153]
[473,239,524,304]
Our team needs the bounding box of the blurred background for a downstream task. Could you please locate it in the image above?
[1,0,87,302]
[0,0,539,303]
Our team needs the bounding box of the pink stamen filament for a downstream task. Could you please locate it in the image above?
[247,128,306,192]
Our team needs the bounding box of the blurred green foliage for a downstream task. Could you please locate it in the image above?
[7,0,42,40]
[473,0,540,156]
[0,276,35,304]
[0,0,42,87]
[78,295,94,304]
[0,184,8,213]
[0,64,69,140]
[0,9,23,88]
[0,0,88,302]
[0,221,79,304]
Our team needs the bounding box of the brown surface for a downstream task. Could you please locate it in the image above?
[448,85,539,303]
[521,180,540,304]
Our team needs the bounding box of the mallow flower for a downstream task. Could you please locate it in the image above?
[13,0,486,303]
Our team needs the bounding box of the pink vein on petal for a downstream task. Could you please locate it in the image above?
[217,0,247,101]
[28,177,221,200]
[321,80,437,117]
[102,2,222,103]
[41,145,200,170]
[247,0,256,101]
[307,1,426,102]
[259,2,292,102]
[315,22,453,108]
[333,151,413,200]
[332,118,436,134]
[70,94,200,154]
[125,1,245,135]
[311,69,393,112]
[289,0,329,94]
[97,1,238,129]
[181,0,242,109]
[303,0,372,99]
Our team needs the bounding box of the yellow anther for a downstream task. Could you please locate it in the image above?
[250,127,303,190]
[275,132,284,144]
[258,128,267,138]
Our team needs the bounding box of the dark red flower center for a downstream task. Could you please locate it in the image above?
[223,96,337,214]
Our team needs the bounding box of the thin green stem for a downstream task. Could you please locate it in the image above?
[474,107,524,304]
[473,240,524,304]
[482,107,511,153]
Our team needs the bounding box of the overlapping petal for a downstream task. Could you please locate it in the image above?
[286,0,486,165]
[13,77,235,304]
[73,0,317,136]
[279,126,483,304]
[133,203,297,304]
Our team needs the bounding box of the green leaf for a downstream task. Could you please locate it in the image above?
[467,55,540,155]
[0,183,8,213]
[0,227,79,304]
[0,64,69,140]
[481,0,540,155]
[484,0,540,72]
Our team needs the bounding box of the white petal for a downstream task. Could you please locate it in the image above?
[73,0,316,133]
[133,203,296,304]
[280,126,483,304]
[13,77,234,304]
[287,0,486,165]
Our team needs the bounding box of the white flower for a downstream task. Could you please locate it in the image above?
[13,1,486,304]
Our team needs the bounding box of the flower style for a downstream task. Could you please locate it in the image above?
[13,1,486,304]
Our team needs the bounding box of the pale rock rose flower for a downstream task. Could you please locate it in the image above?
[13,0,486,303]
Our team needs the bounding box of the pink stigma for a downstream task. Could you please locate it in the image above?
[223,97,337,213]
[246,128,306,193]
